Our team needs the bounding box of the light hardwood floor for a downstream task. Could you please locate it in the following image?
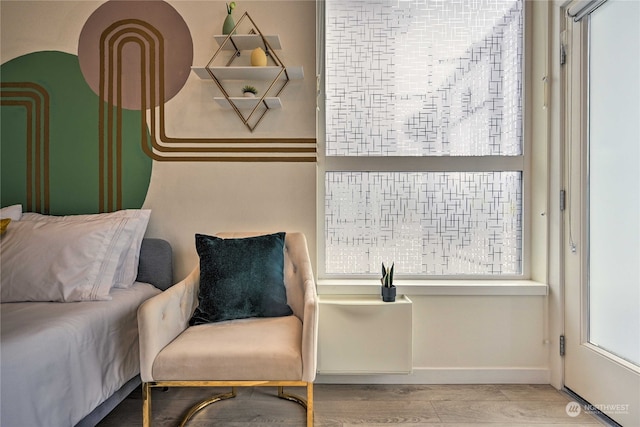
[97,384,609,426]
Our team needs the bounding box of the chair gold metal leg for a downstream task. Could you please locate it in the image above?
[307,383,314,427]
[178,387,237,427]
[277,385,308,408]
[142,382,151,427]
[277,384,313,425]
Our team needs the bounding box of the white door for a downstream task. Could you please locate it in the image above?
[563,1,640,425]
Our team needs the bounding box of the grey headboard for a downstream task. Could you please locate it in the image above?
[136,238,173,290]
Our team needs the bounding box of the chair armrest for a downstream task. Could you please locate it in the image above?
[301,274,318,382]
[284,233,318,382]
[138,267,200,383]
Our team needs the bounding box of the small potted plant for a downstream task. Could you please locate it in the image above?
[381,262,395,302]
[242,85,258,97]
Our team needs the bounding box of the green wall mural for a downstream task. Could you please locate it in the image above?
[1,51,152,215]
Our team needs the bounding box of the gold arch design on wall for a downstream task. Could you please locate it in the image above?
[0,82,50,213]
[99,19,317,164]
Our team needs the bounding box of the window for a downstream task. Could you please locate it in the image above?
[320,0,526,278]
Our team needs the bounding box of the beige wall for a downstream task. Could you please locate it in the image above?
[148,0,317,278]
[142,1,318,279]
[166,1,317,139]
[145,161,317,280]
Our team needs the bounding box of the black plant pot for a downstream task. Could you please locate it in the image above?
[381,285,396,302]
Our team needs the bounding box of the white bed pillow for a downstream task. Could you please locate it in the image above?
[20,209,151,288]
[0,218,129,302]
[0,204,22,221]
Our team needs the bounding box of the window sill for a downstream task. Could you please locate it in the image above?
[316,279,548,296]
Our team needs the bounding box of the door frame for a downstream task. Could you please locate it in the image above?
[560,1,640,425]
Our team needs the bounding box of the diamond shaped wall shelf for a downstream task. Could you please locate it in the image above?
[191,12,304,132]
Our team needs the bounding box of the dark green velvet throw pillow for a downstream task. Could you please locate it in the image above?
[189,232,293,325]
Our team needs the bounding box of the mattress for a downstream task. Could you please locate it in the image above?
[0,282,161,427]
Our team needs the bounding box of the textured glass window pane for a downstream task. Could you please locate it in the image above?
[325,0,523,156]
[325,172,522,275]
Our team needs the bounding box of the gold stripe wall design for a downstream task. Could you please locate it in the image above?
[0,83,50,214]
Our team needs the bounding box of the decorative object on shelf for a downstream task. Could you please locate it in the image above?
[381,262,396,302]
[222,2,236,35]
[250,47,267,66]
[242,85,258,97]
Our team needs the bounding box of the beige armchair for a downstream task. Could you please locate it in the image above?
[137,232,318,426]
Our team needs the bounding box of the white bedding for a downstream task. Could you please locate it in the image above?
[0,282,161,427]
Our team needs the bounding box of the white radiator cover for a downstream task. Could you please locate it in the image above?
[317,295,413,374]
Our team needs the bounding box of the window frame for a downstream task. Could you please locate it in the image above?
[316,0,537,281]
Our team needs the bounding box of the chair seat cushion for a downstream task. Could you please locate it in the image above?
[152,315,303,381]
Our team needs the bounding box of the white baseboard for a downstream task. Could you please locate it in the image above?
[316,367,551,385]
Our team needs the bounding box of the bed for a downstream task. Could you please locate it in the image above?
[0,205,173,427]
